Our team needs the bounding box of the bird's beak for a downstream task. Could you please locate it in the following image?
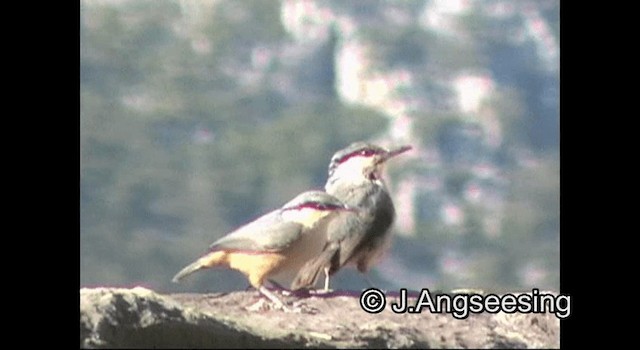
[378,145,412,164]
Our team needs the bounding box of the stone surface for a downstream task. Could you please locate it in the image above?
[80,287,561,348]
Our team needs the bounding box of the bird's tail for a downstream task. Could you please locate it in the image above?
[291,245,339,290]
[172,251,225,283]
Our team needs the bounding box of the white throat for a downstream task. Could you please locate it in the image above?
[326,156,386,193]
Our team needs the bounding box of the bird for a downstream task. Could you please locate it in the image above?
[172,190,353,309]
[292,142,412,291]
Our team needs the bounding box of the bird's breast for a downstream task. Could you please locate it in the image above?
[268,216,332,287]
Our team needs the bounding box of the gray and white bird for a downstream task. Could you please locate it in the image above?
[172,190,353,308]
[292,142,412,291]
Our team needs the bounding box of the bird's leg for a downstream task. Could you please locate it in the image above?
[259,285,286,308]
[267,279,293,296]
[310,267,333,295]
[323,267,332,292]
[256,285,299,312]
[268,279,287,290]
[245,297,270,312]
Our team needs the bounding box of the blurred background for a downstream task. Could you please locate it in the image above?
[80,0,559,294]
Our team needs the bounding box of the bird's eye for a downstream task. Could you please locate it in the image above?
[337,149,377,165]
[360,149,375,157]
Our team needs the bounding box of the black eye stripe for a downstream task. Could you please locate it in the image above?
[289,202,339,211]
[337,149,382,164]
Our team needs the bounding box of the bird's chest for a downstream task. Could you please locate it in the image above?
[330,183,396,231]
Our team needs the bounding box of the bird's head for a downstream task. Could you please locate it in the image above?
[327,142,412,183]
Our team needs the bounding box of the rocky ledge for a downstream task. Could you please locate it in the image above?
[80,287,561,348]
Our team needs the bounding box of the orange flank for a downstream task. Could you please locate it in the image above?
[186,249,288,288]
[223,251,289,289]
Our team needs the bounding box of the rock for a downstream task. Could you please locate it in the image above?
[80,287,561,348]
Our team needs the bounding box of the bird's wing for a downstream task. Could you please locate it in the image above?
[326,183,394,267]
[325,210,367,265]
[209,210,304,253]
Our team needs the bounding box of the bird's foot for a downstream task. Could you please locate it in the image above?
[290,300,319,314]
[244,297,297,313]
[310,288,334,295]
[245,298,270,312]
[267,279,292,294]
